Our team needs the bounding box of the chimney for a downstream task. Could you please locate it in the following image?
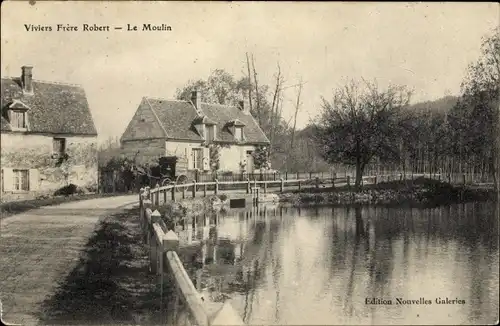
[191,89,201,111]
[21,65,34,94]
[238,99,250,114]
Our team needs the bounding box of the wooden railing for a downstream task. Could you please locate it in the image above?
[146,172,446,206]
[138,190,245,326]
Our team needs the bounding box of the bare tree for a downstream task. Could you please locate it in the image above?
[316,79,412,188]
[245,52,254,112]
[290,78,303,155]
[269,63,284,153]
[251,54,262,126]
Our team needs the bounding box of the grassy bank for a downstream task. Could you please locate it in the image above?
[279,177,496,207]
[0,192,126,220]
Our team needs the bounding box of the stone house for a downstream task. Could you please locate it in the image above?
[120,90,270,174]
[1,66,98,201]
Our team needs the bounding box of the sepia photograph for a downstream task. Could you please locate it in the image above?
[0,1,499,325]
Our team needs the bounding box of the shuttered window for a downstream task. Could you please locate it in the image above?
[11,110,26,129]
[13,169,29,191]
[192,149,203,169]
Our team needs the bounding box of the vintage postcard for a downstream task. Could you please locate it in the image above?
[1,1,499,325]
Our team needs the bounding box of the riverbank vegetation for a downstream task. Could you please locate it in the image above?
[279,177,496,207]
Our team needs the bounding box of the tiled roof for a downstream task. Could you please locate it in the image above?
[1,77,97,135]
[140,97,270,144]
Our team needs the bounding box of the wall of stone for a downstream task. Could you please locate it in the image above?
[120,138,166,165]
[1,133,98,201]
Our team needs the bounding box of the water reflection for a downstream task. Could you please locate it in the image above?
[176,202,499,325]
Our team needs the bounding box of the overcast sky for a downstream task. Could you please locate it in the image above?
[1,1,498,142]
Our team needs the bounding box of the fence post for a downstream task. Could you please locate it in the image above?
[155,185,160,206]
[204,183,207,197]
[139,187,145,220]
[149,210,162,275]
[264,181,267,193]
[171,186,176,201]
[315,177,320,189]
[297,172,299,180]
[162,230,180,323]
[463,173,466,185]
[285,171,288,180]
[182,186,186,199]
[280,178,284,193]
[163,189,167,204]
[247,178,251,194]
[192,180,196,198]
[309,172,312,180]
[374,175,377,185]
[215,179,219,195]
[298,180,301,191]
[400,173,403,181]
[253,179,257,192]
[347,175,351,188]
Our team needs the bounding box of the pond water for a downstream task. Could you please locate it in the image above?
[176,202,499,325]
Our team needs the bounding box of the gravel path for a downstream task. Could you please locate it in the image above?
[0,195,141,325]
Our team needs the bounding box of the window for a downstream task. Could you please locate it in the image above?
[10,110,26,129]
[192,148,203,169]
[206,125,215,142]
[13,169,29,191]
[235,127,243,141]
[53,138,66,155]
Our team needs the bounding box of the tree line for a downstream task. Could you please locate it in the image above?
[315,28,499,189]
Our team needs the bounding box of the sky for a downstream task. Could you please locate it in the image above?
[1,1,498,143]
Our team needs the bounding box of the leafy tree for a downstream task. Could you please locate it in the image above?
[208,143,221,172]
[315,79,412,188]
[451,28,499,187]
[175,69,246,106]
[252,145,271,170]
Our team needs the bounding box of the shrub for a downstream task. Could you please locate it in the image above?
[53,184,84,196]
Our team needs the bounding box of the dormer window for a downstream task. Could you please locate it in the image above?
[193,115,216,142]
[235,127,243,141]
[206,124,216,142]
[10,110,27,130]
[226,119,246,142]
[7,100,30,131]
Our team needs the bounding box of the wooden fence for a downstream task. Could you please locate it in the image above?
[145,173,455,207]
[138,190,245,326]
